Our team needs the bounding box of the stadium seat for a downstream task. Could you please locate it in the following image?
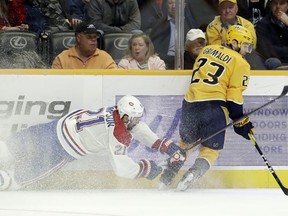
[0,31,38,53]
[0,31,47,68]
[101,33,132,63]
[47,31,76,65]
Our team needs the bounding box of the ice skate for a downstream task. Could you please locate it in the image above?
[0,170,12,190]
[158,168,174,190]
[158,181,170,190]
[176,171,195,191]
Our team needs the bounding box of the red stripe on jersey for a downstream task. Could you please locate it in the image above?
[136,160,151,178]
[63,122,87,156]
[113,111,132,147]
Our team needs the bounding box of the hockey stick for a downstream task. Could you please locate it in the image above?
[183,85,288,152]
[248,133,288,196]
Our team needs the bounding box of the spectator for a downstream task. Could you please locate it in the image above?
[184,29,207,69]
[25,0,71,34]
[0,0,29,31]
[149,0,176,69]
[185,0,218,31]
[23,0,46,35]
[206,0,266,69]
[237,0,270,25]
[207,0,257,47]
[140,0,168,33]
[52,22,117,69]
[118,33,166,70]
[255,0,288,69]
[86,0,141,34]
[67,0,90,27]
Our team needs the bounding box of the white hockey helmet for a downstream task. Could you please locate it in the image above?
[117,95,144,120]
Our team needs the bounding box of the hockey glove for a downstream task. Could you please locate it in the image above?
[152,138,181,156]
[137,160,163,180]
[233,117,255,140]
[160,149,186,186]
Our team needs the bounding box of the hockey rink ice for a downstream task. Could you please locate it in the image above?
[0,188,287,216]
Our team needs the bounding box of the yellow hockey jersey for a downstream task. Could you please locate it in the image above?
[185,45,250,106]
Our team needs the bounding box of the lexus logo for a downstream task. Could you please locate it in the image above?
[62,37,75,48]
[114,37,129,50]
[9,36,27,49]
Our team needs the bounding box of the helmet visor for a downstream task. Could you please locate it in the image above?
[241,42,253,54]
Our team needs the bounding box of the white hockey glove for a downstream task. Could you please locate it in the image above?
[137,159,163,180]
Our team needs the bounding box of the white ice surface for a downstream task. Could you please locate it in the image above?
[0,189,287,216]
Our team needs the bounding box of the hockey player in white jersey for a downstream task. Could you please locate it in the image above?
[0,95,181,190]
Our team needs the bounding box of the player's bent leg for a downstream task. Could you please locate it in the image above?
[176,158,210,191]
[177,146,219,191]
[178,139,198,157]
[197,145,220,165]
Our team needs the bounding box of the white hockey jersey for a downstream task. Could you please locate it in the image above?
[56,106,161,179]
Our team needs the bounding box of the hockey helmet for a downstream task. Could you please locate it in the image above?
[226,25,253,52]
[117,95,144,121]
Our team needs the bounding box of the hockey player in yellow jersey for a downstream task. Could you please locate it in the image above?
[159,25,255,191]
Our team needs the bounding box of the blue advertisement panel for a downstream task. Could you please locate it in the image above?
[126,95,288,168]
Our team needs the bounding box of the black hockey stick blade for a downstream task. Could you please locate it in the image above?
[248,133,288,196]
[184,85,288,152]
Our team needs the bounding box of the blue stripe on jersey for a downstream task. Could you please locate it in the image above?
[60,109,88,156]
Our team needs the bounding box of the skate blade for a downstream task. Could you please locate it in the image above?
[158,182,170,190]
[176,173,194,191]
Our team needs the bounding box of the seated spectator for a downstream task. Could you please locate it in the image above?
[255,0,288,69]
[140,0,168,33]
[23,0,46,35]
[149,0,176,69]
[206,0,257,47]
[52,22,117,69]
[118,32,166,70]
[206,0,266,69]
[86,0,141,34]
[236,0,270,25]
[24,0,71,34]
[67,0,90,27]
[184,29,207,69]
[185,0,218,30]
[0,0,29,31]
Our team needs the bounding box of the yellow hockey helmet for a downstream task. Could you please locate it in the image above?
[226,25,253,50]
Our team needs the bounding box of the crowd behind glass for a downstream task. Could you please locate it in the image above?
[0,0,287,70]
